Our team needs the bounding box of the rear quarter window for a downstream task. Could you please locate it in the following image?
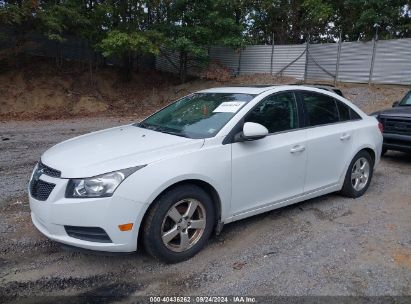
[337,101,351,121]
[349,108,362,120]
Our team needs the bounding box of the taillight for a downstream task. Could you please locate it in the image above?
[378,122,384,133]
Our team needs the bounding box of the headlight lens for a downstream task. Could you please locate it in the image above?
[65,166,145,198]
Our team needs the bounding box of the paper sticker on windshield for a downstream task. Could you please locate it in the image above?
[213,102,246,113]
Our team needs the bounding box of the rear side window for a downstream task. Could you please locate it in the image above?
[245,92,298,133]
[336,100,362,121]
[301,92,339,126]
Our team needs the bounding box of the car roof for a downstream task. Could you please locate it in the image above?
[197,86,278,95]
[197,84,342,95]
[310,85,341,92]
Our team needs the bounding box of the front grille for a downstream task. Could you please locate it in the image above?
[30,179,56,201]
[38,161,61,178]
[64,226,112,243]
[383,117,411,136]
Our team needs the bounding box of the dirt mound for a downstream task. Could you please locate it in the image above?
[0,58,299,120]
[0,57,408,120]
[0,58,182,120]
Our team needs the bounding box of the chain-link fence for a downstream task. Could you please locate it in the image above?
[156,38,411,85]
[0,30,155,70]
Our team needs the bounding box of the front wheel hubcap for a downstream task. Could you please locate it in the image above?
[161,199,206,252]
[351,157,370,191]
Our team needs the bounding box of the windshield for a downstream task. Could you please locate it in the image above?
[136,93,255,139]
[399,91,411,106]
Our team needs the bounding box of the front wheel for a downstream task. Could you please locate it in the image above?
[340,150,374,198]
[143,185,215,263]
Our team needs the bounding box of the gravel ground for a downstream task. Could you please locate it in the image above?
[0,87,411,301]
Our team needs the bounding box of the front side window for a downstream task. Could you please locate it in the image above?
[138,93,255,139]
[245,92,298,133]
[301,92,339,126]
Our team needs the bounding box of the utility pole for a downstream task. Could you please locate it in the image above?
[304,35,310,83]
[237,48,242,76]
[270,32,275,75]
[334,31,342,86]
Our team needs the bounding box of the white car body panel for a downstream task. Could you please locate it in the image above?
[231,128,307,216]
[29,85,383,252]
[42,125,204,178]
[303,122,357,192]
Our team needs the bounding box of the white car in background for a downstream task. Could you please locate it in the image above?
[29,85,383,263]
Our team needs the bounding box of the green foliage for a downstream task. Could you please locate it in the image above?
[99,30,160,57]
[301,0,334,41]
[246,0,410,43]
[0,1,37,25]
[38,1,88,42]
[334,0,411,41]
[155,0,245,82]
[0,0,42,61]
[0,0,409,80]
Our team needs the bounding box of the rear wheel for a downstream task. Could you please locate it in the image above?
[341,150,374,198]
[143,184,215,263]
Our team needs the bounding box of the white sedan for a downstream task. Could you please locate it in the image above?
[29,85,383,263]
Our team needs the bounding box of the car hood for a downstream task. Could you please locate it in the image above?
[41,125,204,178]
[376,106,411,118]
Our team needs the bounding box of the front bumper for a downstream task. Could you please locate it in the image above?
[29,174,146,252]
[383,133,411,153]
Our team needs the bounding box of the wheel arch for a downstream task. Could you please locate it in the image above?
[138,178,223,245]
[362,147,376,165]
[338,145,377,188]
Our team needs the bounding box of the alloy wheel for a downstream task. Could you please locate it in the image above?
[351,157,370,191]
[161,199,206,252]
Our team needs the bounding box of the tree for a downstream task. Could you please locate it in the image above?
[0,0,42,66]
[246,0,410,43]
[331,0,411,41]
[96,0,164,81]
[157,0,245,83]
[99,29,161,81]
[246,0,334,44]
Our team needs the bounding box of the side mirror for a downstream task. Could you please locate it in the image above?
[392,101,400,107]
[235,122,268,142]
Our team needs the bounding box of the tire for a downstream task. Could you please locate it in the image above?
[340,150,374,198]
[143,184,215,263]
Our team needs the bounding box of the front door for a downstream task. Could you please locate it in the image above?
[230,91,307,216]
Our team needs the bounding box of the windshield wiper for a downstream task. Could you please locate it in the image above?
[156,126,188,138]
[137,122,188,138]
[138,122,159,131]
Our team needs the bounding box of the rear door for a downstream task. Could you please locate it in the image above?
[297,91,358,192]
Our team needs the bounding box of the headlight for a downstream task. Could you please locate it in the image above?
[65,166,145,198]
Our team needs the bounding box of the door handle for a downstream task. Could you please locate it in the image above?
[290,145,305,153]
[340,133,351,141]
